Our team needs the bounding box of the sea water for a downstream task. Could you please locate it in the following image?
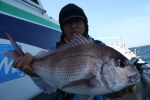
[129,45,150,62]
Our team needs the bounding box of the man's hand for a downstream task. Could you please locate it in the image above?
[64,37,70,43]
[12,52,37,76]
[104,87,128,99]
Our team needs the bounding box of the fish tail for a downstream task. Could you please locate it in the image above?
[3,50,20,60]
[3,32,25,60]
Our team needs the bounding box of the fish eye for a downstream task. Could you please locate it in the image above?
[117,59,127,68]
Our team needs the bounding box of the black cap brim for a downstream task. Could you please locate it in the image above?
[60,15,85,23]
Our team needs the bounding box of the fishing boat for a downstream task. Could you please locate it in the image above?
[0,0,61,100]
[0,0,149,100]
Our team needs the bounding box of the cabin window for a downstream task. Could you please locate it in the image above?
[30,0,39,5]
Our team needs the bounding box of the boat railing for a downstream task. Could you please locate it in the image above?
[50,17,59,24]
[21,0,46,14]
[100,37,137,60]
[100,37,126,49]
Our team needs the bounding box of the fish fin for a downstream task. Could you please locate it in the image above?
[34,49,55,59]
[62,75,98,89]
[34,34,94,59]
[34,50,48,59]
[3,50,19,60]
[73,95,94,100]
[58,34,94,51]
[5,32,24,56]
[31,77,56,94]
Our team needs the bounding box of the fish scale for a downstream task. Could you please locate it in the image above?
[30,44,104,95]
[4,33,140,96]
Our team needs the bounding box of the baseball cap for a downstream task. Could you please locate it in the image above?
[59,4,86,24]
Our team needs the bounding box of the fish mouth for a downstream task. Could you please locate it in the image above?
[127,73,140,83]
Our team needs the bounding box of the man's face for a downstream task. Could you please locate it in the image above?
[62,18,85,40]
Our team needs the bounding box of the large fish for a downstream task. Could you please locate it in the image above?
[3,32,140,97]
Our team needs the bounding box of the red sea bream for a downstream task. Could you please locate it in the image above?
[4,33,140,96]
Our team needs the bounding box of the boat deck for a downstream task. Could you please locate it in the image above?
[31,92,57,100]
[31,91,137,100]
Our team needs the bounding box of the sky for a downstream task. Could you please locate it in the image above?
[40,0,150,48]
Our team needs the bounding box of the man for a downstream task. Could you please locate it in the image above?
[13,3,128,100]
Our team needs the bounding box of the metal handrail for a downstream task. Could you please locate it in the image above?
[21,0,46,14]
[100,37,123,47]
